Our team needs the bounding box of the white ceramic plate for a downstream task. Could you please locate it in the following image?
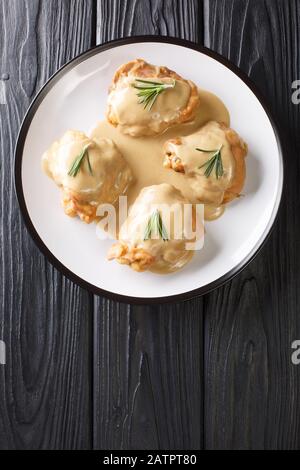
[15,37,283,303]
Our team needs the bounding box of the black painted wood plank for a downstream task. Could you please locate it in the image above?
[93,299,204,450]
[97,0,202,43]
[0,0,95,449]
[94,0,204,450]
[203,0,300,450]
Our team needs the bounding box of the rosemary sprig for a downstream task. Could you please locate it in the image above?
[68,144,93,177]
[143,210,169,242]
[132,78,176,111]
[197,146,224,179]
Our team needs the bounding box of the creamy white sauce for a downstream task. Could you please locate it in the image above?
[118,184,200,274]
[42,130,132,205]
[42,86,242,274]
[92,89,230,221]
[107,75,192,136]
[165,121,235,206]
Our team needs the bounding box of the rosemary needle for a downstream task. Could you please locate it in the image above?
[68,144,93,177]
[197,146,224,179]
[132,78,176,111]
[143,210,169,242]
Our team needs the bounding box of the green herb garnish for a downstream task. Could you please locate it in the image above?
[197,146,224,179]
[143,210,169,241]
[68,145,93,177]
[132,78,176,111]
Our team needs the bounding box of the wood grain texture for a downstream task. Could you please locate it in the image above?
[1,0,299,451]
[94,0,204,450]
[0,0,94,449]
[97,0,202,42]
[204,0,300,450]
[93,299,204,449]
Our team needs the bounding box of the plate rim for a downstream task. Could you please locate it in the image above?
[14,35,284,305]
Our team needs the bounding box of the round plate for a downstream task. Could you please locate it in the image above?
[15,37,283,304]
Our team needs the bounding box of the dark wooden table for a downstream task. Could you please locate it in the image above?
[0,0,299,450]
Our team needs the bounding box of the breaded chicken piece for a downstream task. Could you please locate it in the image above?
[42,130,133,223]
[106,59,200,137]
[163,121,248,206]
[108,183,204,273]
